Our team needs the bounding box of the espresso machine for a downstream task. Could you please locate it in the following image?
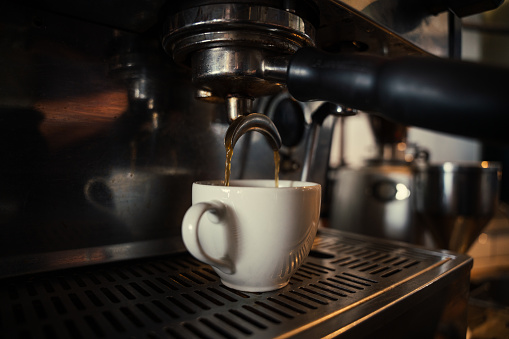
[1,0,508,338]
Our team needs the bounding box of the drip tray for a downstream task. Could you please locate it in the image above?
[0,229,472,339]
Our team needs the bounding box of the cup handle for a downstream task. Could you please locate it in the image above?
[181,201,234,274]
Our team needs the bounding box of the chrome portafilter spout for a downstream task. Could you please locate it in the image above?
[224,96,281,151]
[224,113,282,186]
[225,96,253,123]
[225,113,282,153]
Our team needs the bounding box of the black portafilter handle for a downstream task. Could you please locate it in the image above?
[285,47,509,143]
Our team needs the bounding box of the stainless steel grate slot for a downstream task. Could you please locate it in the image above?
[143,279,165,294]
[167,296,195,314]
[267,297,306,314]
[104,310,126,332]
[64,319,83,339]
[165,326,187,339]
[403,260,420,268]
[348,261,372,269]
[137,303,163,323]
[43,324,57,338]
[343,272,378,283]
[381,256,399,264]
[169,275,192,287]
[381,269,402,278]
[279,294,318,309]
[32,299,46,319]
[69,293,86,310]
[369,266,390,274]
[148,263,167,273]
[183,322,210,338]
[359,263,379,272]
[127,267,143,278]
[299,286,338,301]
[363,252,390,261]
[73,275,87,287]
[207,288,237,302]
[297,268,320,277]
[114,269,130,280]
[152,300,179,319]
[101,287,120,303]
[200,317,236,339]
[156,277,178,290]
[242,304,281,324]
[138,265,155,276]
[214,313,253,335]
[183,293,211,310]
[51,296,65,315]
[293,271,313,279]
[130,282,151,296]
[229,309,267,329]
[327,277,363,291]
[100,271,116,282]
[147,332,161,339]
[289,290,329,305]
[116,284,136,300]
[86,290,104,307]
[331,257,359,265]
[0,229,472,338]
[181,272,206,285]
[192,270,217,282]
[322,279,357,293]
[336,273,375,286]
[84,315,104,337]
[255,301,293,319]
[195,290,224,306]
[392,258,410,266]
[120,306,144,327]
[300,264,331,274]
[311,283,348,297]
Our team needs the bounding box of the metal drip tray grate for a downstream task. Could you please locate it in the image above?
[0,229,472,339]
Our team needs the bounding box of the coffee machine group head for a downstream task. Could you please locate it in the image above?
[162,1,317,122]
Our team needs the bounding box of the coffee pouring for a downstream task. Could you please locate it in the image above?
[224,113,282,186]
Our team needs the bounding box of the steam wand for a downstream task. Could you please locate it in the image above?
[300,103,356,181]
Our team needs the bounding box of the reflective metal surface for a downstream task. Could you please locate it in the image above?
[162,3,316,101]
[336,0,452,57]
[415,162,501,253]
[0,0,455,276]
[330,163,420,244]
[329,114,423,245]
[225,114,282,152]
[0,3,226,269]
[0,229,473,338]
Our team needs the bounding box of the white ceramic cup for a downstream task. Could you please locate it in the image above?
[181,179,321,292]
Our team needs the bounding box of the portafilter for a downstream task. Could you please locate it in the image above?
[162,1,318,151]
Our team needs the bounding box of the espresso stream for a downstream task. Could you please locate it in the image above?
[224,133,280,187]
